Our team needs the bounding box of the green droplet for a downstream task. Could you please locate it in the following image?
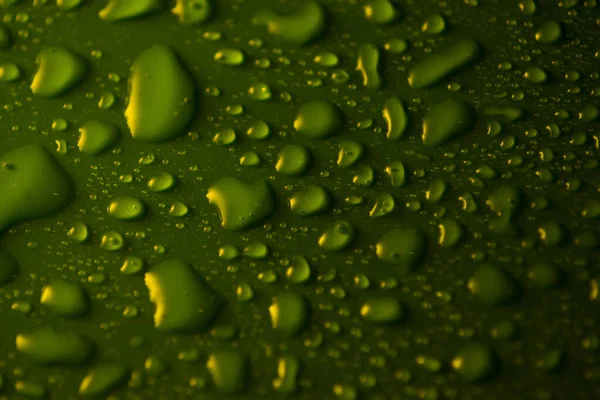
[426,179,447,203]
[126,45,195,142]
[243,241,269,259]
[527,262,561,289]
[120,255,144,275]
[100,231,124,251]
[218,244,239,261]
[408,40,480,88]
[0,62,20,82]
[252,1,325,46]
[107,196,146,220]
[385,160,406,187]
[269,292,309,336]
[314,51,339,67]
[422,13,446,34]
[98,91,115,110]
[99,0,161,21]
[144,355,167,376]
[538,220,564,246]
[383,96,409,140]
[363,0,397,24]
[236,282,254,302]
[79,363,129,397]
[582,199,600,218]
[207,177,274,231]
[41,280,88,318]
[52,118,69,132]
[360,297,404,324]
[148,172,176,192]
[67,222,89,243]
[78,120,119,155]
[0,251,18,285]
[273,355,300,393]
[353,165,374,186]
[14,381,46,399]
[169,201,189,217]
[357,44,382,89]
[535,20,562,44]
[524,65,547,84]
[337,140,363,168]
[285,255,311,284]
[369,193,395,217]
[452,343,496,383]
[384,38,408,54]
[519,0,536,14]
[536,349,563,372]
[376,228,426,272]
[213,128,237,145]
[318,220,355,251]
[246,120,270,140]
[145,258,221,332]
[289,185,329,216]
[0,145,73,233]
[468,264,517,305]
[438,219,463,248]
[276,144,311,176]
[16,327,94,366]
[294,100,342,139]
[30,47,85,97]
[240,152,261,167]
[206,349,247,394]
[57,0,82,10]
[422,99,474,147]
[172,0,211,25]
[248,82,271,101]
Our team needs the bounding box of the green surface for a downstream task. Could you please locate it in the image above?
[0,0,599,399]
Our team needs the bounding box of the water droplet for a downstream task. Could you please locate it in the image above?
[363,0,397,24]
[451,343,496,383]
[0,62,20,82]
[16,327,94,365]
[252,1,325,46]
[294,100,342,139]
[318,220,354,251]
[383,96,409,140]
[98,91,115,110]
[384,160,406,187]
[269,292,309,336]
[535,20,562,44]
[206,349,247,393]
[369,193,395,217]
[207,177,274,230]
[408,40,480,88]
[422,13,446,34]
[467,264,517,305]
[169,201,189,217]
[243,241,269,259]
[360,297,404,324]
[126,45,195,142]
[276,144,311,176]
[120,255,144,275]
[246,120,270,140]
[107,196,146,220]
[218,244,239,261]
[31,47,85,97]
[67,222,89,243]
[99,0,161,21]
[337,140,363,167]
[273,354,300,393]
[314,51,339,67]
[422,99,474,147]
[100,231,124,251]
[248,82,272,101]
[79,363,129,397]
[285,255,311,284]
[213,128,237,145]
[527,262,562,289]
[0,145,73,233]
[438,219,463,248]
[289,185,329,216]
[41,280,88,318]
[356,44,382,89]
[145,259,221,332]
[171,0,211,24]
[376,228,427,272]
[78,120,119,155]
[148,172,176,192]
